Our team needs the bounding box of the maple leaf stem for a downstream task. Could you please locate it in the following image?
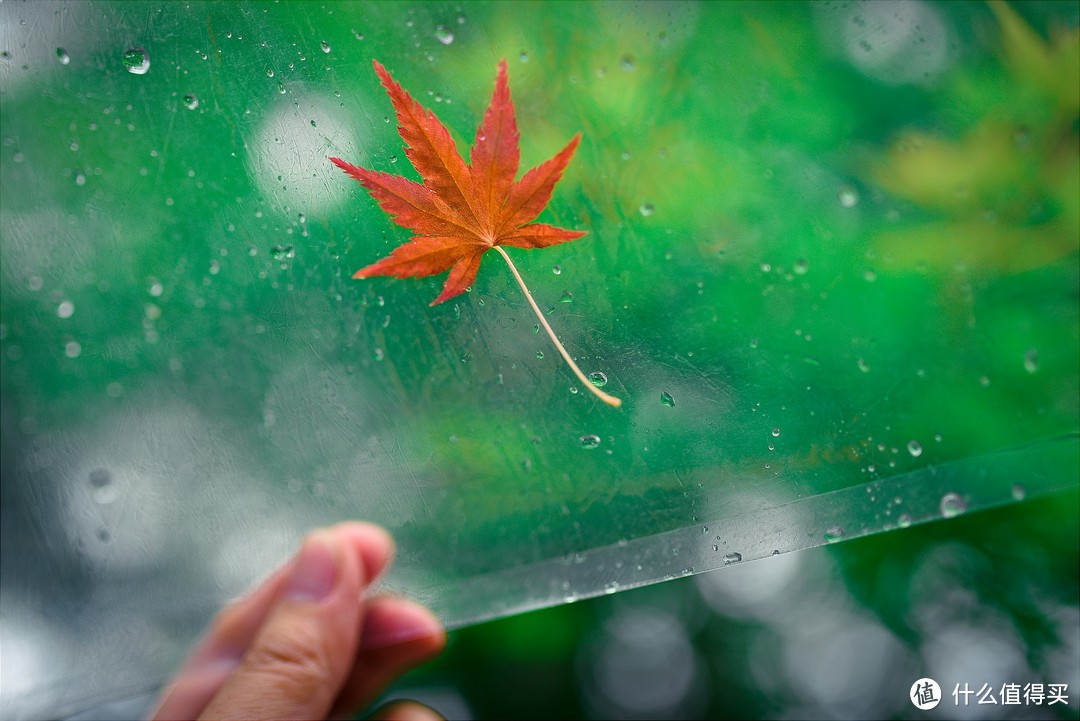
[493,246,622,408]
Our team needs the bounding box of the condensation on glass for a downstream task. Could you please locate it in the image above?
[1,1,1076,718]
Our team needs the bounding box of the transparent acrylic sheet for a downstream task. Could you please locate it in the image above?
[1,1,1077,719]
[432,435,1080,625]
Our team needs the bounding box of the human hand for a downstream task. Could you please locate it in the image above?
[152,522,445,720]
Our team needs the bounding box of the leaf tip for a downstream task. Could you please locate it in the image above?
[371,58,396,91]
[329,155,354,172]
[428,292,454,307]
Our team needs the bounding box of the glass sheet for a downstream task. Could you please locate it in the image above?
[1,1,1077,719]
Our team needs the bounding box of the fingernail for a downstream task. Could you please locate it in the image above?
[361,599,445,648]
[285,532,337,602]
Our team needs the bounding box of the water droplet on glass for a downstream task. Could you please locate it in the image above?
[532,324,539,334]
[588,371,608,387]
[519,51,529,62]
[793,257,808,275]
[559,290,573,304]
[65,341,81,358]
[579,434,601,450]
[183,94,199,110]
[857,357,870,373]
[56,47,70,65]
[57,300,74,318]
[723,552,742,565]
[320,40,331,53]
[435,25,454,45]
[1023,349,1038,373]
[278,82,287,94]
[660,390,675,407]
[837,184,859,208]
[639,202,655,217]
[1011,483,1026,501]
[266,67,274,77]
[619,54,635,71]
[535,350,544,359]
[122,47,150,75]
[551,264,562,275]
[906,440,923,457]
[823,525,845,543]
[897,513,912,528]
[90,468,119,502]
[569,386,579,395]
[271,244,294,262]
[939,492,966,519]
[89,468,111,488]
[771,427,780,437]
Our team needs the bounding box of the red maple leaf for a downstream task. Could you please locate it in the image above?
[331,59,621,407]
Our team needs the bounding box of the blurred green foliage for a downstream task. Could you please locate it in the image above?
[1,1,1078,718]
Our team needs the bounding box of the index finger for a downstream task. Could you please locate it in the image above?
[152,522,394,720]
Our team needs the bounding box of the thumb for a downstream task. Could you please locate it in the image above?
[199,529,368,720]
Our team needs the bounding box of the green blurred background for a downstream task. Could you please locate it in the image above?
[1,1,1077,719]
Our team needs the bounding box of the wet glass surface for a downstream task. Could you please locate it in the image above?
[1,1,1077,718]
